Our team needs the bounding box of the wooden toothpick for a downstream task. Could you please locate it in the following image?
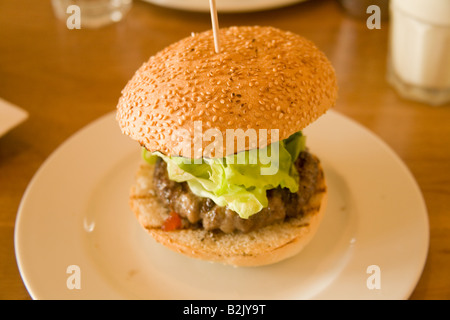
[209,0,221,53]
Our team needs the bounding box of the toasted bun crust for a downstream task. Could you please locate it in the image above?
[130,160,327,267]
[116,26,337,158]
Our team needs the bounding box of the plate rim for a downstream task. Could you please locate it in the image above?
[142,0,308,13]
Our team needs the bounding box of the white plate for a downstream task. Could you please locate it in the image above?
[14,110,429,300]
[142,0,308,13]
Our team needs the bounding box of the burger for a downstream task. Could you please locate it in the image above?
[116,26,337,267]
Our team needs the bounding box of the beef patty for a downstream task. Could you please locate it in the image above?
[153,151,321,233]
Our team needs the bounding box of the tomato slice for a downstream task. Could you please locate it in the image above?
[162,212,182,231]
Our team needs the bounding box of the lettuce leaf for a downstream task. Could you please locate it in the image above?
[144,131,306,219]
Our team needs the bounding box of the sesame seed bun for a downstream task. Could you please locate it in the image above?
[130,160,327,267]
[118,26,334,267]
[116,26,337,158]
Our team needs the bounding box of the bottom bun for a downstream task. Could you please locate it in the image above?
[130,160,327,267]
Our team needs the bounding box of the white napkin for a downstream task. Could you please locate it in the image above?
[0,98,28,137]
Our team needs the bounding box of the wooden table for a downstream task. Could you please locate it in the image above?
[1,0,449,300]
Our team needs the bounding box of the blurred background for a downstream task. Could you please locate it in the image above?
[1,0,449,299]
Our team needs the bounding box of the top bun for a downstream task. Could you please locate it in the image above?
[116,26,337,158]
